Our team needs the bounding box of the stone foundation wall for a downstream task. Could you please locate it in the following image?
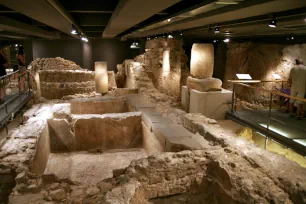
[133,38,189,98]
[71,97,128,114]
[223,43,306,105]
[72,112,142,151]
[40,81,95,99]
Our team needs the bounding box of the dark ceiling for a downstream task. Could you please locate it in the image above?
[0,0,306,41]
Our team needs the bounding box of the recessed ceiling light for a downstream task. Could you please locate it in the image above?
[223,38,230,43]
[269,19,276,28]
[215,26,220,33]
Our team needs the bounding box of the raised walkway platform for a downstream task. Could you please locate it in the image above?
[226,109,306,156]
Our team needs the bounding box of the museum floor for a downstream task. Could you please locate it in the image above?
[229,109,306,153]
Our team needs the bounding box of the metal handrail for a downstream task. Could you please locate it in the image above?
[0,70,19,80]
[232,82,306,103]
[228,80,306,154]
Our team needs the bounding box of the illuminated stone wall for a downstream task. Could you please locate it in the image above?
[135,38,189,98]
[223,43,306,105]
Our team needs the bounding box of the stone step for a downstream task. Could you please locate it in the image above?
[151,124,204,151]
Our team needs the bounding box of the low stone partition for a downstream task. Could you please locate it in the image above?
[72,112,142,151]
[71,96,128,114]
[40,81,95,99]
[39,70,94,82]
[39,70,95,99]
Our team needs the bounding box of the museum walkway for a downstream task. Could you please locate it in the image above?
[226,81,306,156]
[0,71,33,132]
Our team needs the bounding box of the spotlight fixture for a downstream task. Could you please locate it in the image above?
[291,36,294,40]
[81,37,88,42]
[130,42,140,49]
[269,18,276,28]
[167,19,171,22]
[168,34,173,39]
[15,44,18,47]
[215,26,220,33]
[71,25,78,35]
[180,33,183,36]
[223,38,230,43]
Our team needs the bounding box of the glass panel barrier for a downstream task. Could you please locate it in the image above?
[0,67,33,132]
[227,80,306,159]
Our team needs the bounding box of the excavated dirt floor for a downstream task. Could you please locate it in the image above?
[44,149,147,185]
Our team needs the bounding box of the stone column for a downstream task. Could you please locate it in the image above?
[95,62,108,94]
[34,72,41,99]
[190,43,214,78]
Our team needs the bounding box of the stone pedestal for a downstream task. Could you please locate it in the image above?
[189,89,232,120]
[181,86,190,112]
[190,44,214,78]
[95,62,108,94]
[187,76,222,92]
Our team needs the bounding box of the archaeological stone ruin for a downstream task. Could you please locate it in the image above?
[0,37,306,204]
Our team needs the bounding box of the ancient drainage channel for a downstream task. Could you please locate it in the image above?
[1,96,162,203]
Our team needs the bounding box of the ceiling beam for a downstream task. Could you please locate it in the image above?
[129,0,306,38]
[102,0,181,38]
[68,10,113,14]
[46,0,87,37]
[0,16,60,39]
[0,0,78,38]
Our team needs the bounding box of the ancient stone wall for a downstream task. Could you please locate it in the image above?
[39,70,95,99]
[134,38,189,98]
[223,42,306,105]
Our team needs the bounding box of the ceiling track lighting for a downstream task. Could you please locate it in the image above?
[215,26,220,33]
[81,36,88,42]
[71,25,78,35]
[269,17,277,28]
[223,38,230,43]
[130,42,140,49]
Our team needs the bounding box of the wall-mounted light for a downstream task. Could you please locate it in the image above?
[71,25,78,35]
[180,32,183,36]
[269,18,276,28]
[291,36,294,40]
[168,34,173,39]
[223,38,230,43]
[215,26,220,33]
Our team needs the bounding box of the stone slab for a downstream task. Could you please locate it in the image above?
[186,76,222,92]
[151,124,201,151]
[189,89,232,120]
[190,43,214,78]
[48,119,75,152]
[142,115,172,131]
[71,97,128,114]
[126,95,155,110]
[72,112,142,151]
